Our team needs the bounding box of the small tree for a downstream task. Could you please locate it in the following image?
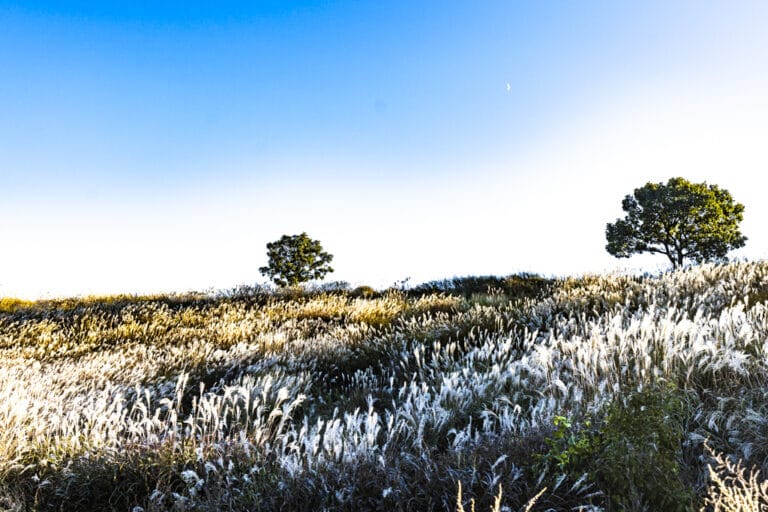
[606,177,746,269]
[259,233,334,287]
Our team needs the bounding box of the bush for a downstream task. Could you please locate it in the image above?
[309,280,351,294]
[410,273,552,300]
[502,273,553,299]
[350,285,377,298]
[536,385,696,511]
[592,385,696,511]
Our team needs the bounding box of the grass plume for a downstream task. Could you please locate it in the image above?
[1,263,768,510]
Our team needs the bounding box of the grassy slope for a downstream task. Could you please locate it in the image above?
[1,264,768,511]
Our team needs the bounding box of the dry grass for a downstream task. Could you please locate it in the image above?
[1,262,768,510]
[703,444,768,511]
[455,481,546,512]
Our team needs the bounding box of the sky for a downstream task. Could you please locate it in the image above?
[1,1,768,298]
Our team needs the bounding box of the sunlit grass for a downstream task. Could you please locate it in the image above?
[2,263,768,510]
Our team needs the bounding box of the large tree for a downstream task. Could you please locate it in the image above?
[259,233,334,287]
[605,177,746,269]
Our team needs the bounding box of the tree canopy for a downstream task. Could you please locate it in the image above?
[259,233,334,287]
[605,177,746,269]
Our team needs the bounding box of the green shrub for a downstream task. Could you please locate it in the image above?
[535,415,596,474]
[350,285,377,298]
[594,385,696,511]
[536,386,696,511]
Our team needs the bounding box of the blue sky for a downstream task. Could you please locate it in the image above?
[1,1,767,297]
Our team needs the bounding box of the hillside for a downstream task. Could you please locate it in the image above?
[2,263,768,511]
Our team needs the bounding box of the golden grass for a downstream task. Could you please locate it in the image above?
[455,481,546,512]
[704,444,768,511]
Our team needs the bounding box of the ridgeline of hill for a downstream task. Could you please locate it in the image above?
[2,263,768,511]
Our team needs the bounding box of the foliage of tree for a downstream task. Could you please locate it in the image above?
[259,233,334,287]
[606,177,746,269]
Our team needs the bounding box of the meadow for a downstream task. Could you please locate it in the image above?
[2,263,768,511]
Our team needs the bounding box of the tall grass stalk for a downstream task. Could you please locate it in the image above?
[1,262,768,509]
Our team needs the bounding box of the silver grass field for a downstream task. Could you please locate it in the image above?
[2,262,768,511]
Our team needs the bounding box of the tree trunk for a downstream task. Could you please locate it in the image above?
[667,253,678,270]
[664,243,678,270]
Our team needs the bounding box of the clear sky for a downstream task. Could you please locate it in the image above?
[1,1,767,298]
